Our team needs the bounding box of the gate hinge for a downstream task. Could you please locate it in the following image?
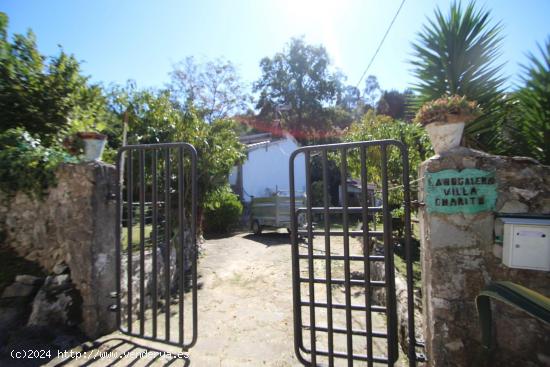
[109,291,118,298]
[108,305,118,312]
[106,193,117,201]
[411,200,425,209]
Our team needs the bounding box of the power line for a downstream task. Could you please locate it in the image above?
[355,0,407,89]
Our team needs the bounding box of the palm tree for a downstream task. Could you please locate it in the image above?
[410,1,505,150]
[510,38,550,164]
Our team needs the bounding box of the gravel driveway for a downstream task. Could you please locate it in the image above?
[48,231,405,367]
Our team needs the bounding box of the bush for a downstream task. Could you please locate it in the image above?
[203,185,243,234]
[0,128,76,199]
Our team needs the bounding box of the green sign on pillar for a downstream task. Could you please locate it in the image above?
[425,169,497,214]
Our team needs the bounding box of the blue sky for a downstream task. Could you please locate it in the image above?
[2,0,549,94]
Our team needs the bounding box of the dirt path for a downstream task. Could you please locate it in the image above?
[188,232,298,366]
[47,231,404,367]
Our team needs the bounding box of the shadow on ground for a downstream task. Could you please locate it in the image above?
[242,232,291,247]
[50,337,190,367]
[0,326,86,367]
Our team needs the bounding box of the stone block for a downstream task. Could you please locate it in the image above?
[499,200,529,213]
[15,275,43,286]
[537,197,550,213]
[429,215,477,249]
[52,262,69,275]
[1,282,37,299]
[510,187,540,201]
[27,275,81,328]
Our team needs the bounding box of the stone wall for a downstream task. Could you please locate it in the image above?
[0,162,118,338]
[419,148,550,367]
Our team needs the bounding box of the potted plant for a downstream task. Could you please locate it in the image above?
[65,119,108,161]
[414,95,481,154]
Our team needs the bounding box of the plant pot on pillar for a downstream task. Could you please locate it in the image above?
[415,95,481,154]
[65,118,108,162]
[76,131,107,161]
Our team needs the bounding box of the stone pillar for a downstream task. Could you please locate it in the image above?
[418,148,550,367]
[68,162,118,338]
[1,162,118,338]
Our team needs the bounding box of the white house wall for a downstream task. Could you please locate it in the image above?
[241,138,306,202]
[228,166,238,185]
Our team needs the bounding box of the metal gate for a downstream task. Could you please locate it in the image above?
[289,140,418,366]
[114,142,198,349]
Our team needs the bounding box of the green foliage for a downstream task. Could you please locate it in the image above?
[391,207,405,218]
[0,128,77,198]
[193,118,246,192]
[343,111,433,205]
[363,75,382,109]
[393,241,421,290]
[414,95,481,126]
[0,12,111,198]
[0,13,106,146]
[376,89,414,121]
[506,39,550,164]
[254,37,344,142]
[108,86,246,210]
[310,181,332,207]
[67,84,109,134]
[203,185,243,234]
[337,85,362,112]
[410,1,505,148]
[310,155,341,206]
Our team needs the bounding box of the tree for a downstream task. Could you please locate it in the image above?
[169,56,251,123]
[342,111,432,205]
[0,12,110,197]
[336,84,369,122]
[107,86,245,206]
[337,85,361,111]
[377,89,414,121]
[254,37,343,142]
[507,38,550,164]
[0,12,103,145]
[410,1,505,149]
[363,75,381,109]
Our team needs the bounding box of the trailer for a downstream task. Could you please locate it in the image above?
[250,192,306,234]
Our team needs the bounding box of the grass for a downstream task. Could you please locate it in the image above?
[0,244,45,295]
[394,253,422,290]
[121,224,154,251]
[394,220,422,290]
[316,216,422,290]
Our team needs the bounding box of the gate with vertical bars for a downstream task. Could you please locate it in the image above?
[289,139,418,366]
[112,139,419,365]
[114,142,198,349]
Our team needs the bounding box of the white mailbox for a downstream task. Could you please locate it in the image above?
[501,217,550,271]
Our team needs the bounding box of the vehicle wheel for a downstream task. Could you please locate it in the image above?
[252,220,262,235]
